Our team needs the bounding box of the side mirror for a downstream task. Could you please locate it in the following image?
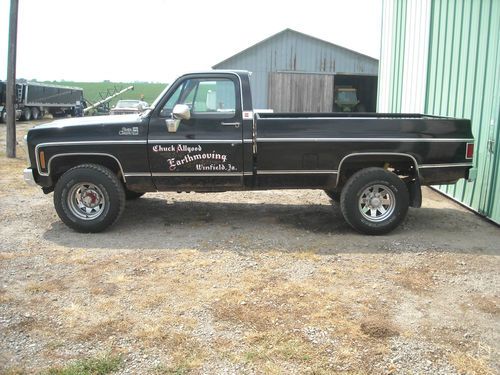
[172,104,190,120]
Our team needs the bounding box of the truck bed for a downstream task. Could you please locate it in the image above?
[254,112,473,187]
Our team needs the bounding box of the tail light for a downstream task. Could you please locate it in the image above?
[466,143,474,159]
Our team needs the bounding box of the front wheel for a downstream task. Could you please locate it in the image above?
[340,167,409,235]
[54,164,126,232]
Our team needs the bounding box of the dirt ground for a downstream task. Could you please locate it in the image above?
[0,122,499,374]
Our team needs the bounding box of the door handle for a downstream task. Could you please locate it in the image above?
[221,122,240,128]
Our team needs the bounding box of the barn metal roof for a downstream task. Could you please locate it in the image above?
[213,28,378,68]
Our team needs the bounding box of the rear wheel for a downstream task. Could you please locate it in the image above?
[54,164,126,232]
[31,107,41,120]
[340,167,409,235]
[22,107,32,121]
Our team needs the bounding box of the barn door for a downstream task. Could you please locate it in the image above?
[268,72,334,112]
[479,106,500,223]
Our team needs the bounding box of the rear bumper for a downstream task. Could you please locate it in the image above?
[23,168,37,187]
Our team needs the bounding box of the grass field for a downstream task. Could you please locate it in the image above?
[44,81,168,108]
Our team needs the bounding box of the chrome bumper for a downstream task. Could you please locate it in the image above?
[23,168,37,187]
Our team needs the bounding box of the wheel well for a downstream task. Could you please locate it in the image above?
[336,154,419,189]
[49,155,124,185]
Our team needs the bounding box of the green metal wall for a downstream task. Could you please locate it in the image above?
[380,0,500,224]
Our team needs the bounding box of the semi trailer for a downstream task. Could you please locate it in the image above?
[0,80,84,122]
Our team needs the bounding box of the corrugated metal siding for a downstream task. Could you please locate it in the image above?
[214,29,379,109]
[425,0,499,223]
[488,35,500,222]
[377,1,395,112]
[378,0,431,113]
[379,0,500,224]
[401,0,431,112]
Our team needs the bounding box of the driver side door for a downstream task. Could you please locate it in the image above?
[147,74,244,191]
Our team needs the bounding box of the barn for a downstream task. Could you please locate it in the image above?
[212,28,379,112]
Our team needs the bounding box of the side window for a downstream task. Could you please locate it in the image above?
[160,78,237,118]
[192,79,236,116]
[160,83,184,117]
[160,80,197,117]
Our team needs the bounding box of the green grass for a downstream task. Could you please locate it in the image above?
[43,354,123,375]
[44,81,168,108]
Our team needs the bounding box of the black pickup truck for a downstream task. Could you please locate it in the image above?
[23,71,475,234]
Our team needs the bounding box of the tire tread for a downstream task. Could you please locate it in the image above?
[54,163,125,232]
[340,167,409,235]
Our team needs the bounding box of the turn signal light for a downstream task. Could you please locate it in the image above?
[466,143,474,159]
[39,151,46,169]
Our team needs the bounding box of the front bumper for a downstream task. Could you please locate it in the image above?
[23,168,37,187]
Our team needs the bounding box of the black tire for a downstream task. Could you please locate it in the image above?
[324,190,341,202]
[0,111,5,123]
[125,189,145,200]
[340,167,409,235]
[54,164,126,233]
[22,107,32,121]
[31,107,41,120]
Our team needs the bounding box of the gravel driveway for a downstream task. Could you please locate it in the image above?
[1,122,499,374]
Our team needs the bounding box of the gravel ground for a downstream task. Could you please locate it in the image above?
[0,122,499,374]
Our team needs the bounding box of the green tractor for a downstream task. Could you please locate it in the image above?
[333,86,366,112]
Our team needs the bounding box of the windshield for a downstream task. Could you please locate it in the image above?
[150,84,170,110]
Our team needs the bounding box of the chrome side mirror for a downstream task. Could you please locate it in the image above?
[172,104,190,120]
[166,104,190,133]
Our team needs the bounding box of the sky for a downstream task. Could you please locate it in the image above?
[0,0,382,84]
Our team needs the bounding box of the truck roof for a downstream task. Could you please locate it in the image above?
[178,70,251,78]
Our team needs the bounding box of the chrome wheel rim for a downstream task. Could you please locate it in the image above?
[358,184,396,222]
[67,182,106,220]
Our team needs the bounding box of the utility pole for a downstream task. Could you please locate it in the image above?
[6,0,19,158]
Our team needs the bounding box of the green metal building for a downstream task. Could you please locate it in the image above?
[378,0,500,224]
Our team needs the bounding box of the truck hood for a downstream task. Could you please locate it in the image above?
[110,107,141,111]
[34,114,143,130]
